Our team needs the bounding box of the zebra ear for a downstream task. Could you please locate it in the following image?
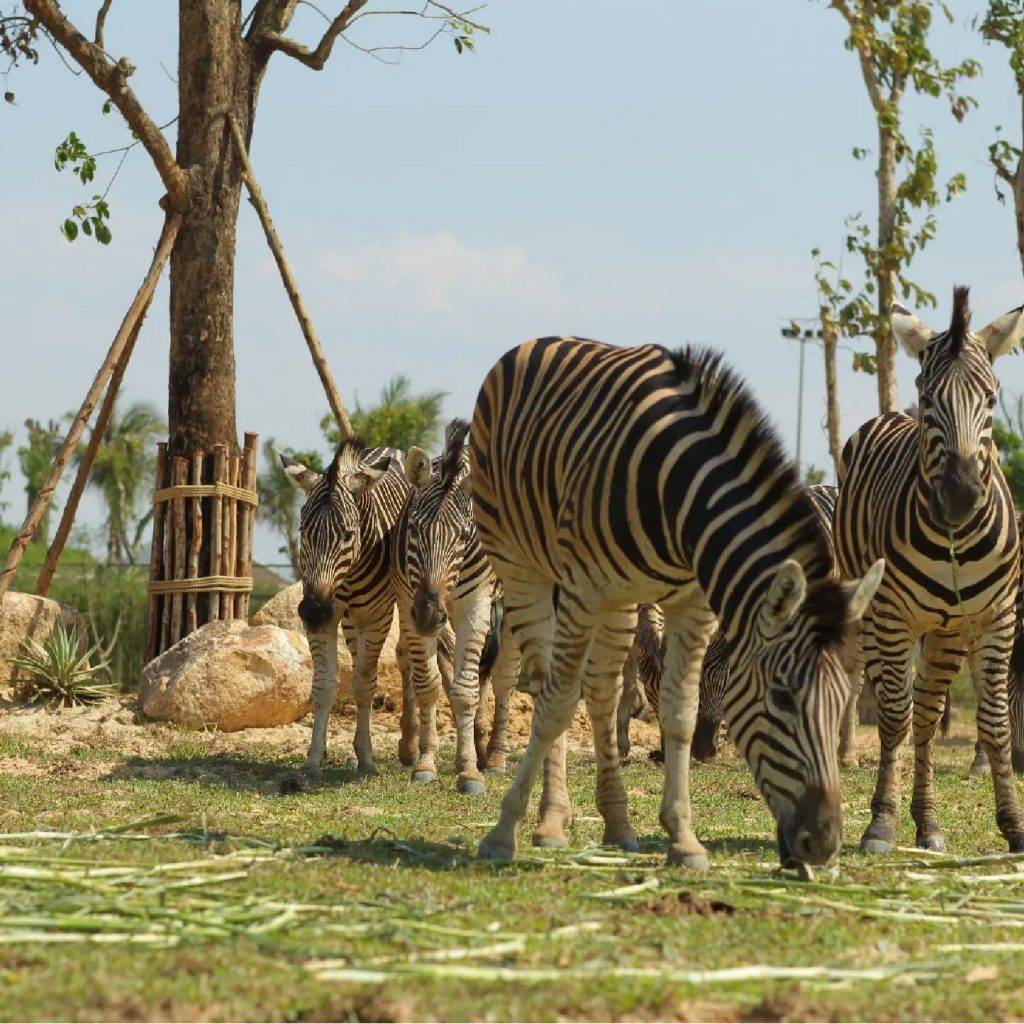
[978,305,1024,361]
[279,451,320,494]
[843,558,885,623]
[404,447,433,489]
[891,304,933,359]
[757,559,806,640]
[344,453,391,497]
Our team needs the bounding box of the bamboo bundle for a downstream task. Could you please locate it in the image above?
[145,437,259,660]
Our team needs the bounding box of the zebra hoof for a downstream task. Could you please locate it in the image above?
[916,833,947,852]
[969,759,991,778]
[616,836,640,853]
[398,752,416,768]
[531,832,569,849]
[666,846,710,871]
[413,769,438,784]
[860,837,893,855]
[839,755,859,769]
[1008,834,1024,854]
[478,835,516,861]
[457,776,486,796]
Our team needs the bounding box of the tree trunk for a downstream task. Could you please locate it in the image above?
[875,124,899,415]
[168,0,256,457]
[1014,94,1024,284]
[820,305,842,480]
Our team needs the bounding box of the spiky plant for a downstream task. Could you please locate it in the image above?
[13,625,113,707]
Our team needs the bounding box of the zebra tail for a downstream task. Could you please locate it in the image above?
[479,597,504,684]
[941,692,952,738]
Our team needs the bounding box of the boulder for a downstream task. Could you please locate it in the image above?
[0,592,89,695]
[138,621,312,731]
[251,582,404,697]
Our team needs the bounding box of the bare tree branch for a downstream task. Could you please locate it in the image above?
[94,0,113,49]
[23,0,189,211]
[253,0,369,68]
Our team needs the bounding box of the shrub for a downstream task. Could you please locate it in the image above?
[13,624,113,706]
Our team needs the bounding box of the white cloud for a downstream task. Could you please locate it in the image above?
[317,231,567,324]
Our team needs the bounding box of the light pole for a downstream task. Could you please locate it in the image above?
[780,324,824,476]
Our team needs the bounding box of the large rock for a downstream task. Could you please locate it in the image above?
[139,621,312,731]
[0,592,88,695]
[251,582,404,696]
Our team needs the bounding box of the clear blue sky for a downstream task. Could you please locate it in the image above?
[2,0,1023,566]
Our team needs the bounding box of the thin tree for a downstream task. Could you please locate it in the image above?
[819,1,979,413]
[76,399,165,564]
[256,439,323,575]
[978,2,1024,281]
[0,430,12,519]
[1,2,485,467]
[321,374,446,451]
[17,418,62,545]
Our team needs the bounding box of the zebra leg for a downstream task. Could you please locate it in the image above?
[1011,664,1024,775]
[475,676,491,771]
[658,589,717,870]
[969,623,1024,852]
[351,613,391,774]
[860,624,915,855]
[395,629,418,768]
[304,620,340,777]
[484,619,519,774]
[479,579,581,861]
[397,602,443,784]
[616,639,642,763]
[839,668,862,768]
[449,593,491,795]
[533,730,573,847]
[909,630,965,852]
[581,608,640,851]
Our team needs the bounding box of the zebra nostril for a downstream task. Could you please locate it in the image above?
[298,594,334,630]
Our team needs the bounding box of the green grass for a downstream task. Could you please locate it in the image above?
[0,723,1022,1022]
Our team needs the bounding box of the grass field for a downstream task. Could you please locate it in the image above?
[1,702,1023,1022]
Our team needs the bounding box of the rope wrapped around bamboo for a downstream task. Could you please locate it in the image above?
[152,483,258,505]
[147,575,254,595]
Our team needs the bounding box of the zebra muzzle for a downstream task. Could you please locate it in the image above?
[782,785,842,866]
[298,591,335,631]
[411,586,447,635]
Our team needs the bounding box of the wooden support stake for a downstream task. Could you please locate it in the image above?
[0,211,182,601]
[223,451,240,619]
[227,116,354,439]
[185,451,204,635]
[235,432,258,619]
[35,295,153,597]
[146,443,168,662]
[169,457,188,645]
[210,445,226,621]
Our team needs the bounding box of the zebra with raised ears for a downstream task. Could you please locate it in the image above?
[282,438,416,778]
[835,287,1024,854]
[392,418,505,793]
[470,337,884,868]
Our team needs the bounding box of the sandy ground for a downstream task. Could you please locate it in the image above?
[0,683,666,780]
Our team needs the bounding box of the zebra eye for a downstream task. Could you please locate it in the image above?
[771,686,796,714]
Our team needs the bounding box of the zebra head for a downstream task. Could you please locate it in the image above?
[892,287,1024,528]
[728,557,885,866]
[282,438,393,631]
[402,419,474,636]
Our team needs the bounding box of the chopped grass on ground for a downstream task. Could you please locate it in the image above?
[0,721,1022,1021]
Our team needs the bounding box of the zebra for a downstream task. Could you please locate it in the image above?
[283,437,418,778]
[470,337,883,867]
[619,485,860,767]
[392,418,505,794]
[835,287,1024,854]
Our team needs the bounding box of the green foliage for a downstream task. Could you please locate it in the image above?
[13,623,112,707]
[53,132,113,244]
[17,418,62,545]
[977,2,1024,203]
[994,394,1024,508]
[817,1,979,375]
[321,375,446,453]
[0,428,12,517]
[76,400,165,564]
[257,440,324,575]
[804,464,827,485]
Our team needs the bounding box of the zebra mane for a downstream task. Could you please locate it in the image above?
[948,285,971,357]
[669,346,849,650]
[439,418,470,493]
[326,434,368,490]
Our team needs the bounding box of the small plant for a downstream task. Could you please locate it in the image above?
[13,625,113,707]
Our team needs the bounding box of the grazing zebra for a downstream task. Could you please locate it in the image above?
[470,337,883,867]
[283,438,417,777]
[617,605,727,764]
[392,419,504,794]
[835,287,1024,854]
